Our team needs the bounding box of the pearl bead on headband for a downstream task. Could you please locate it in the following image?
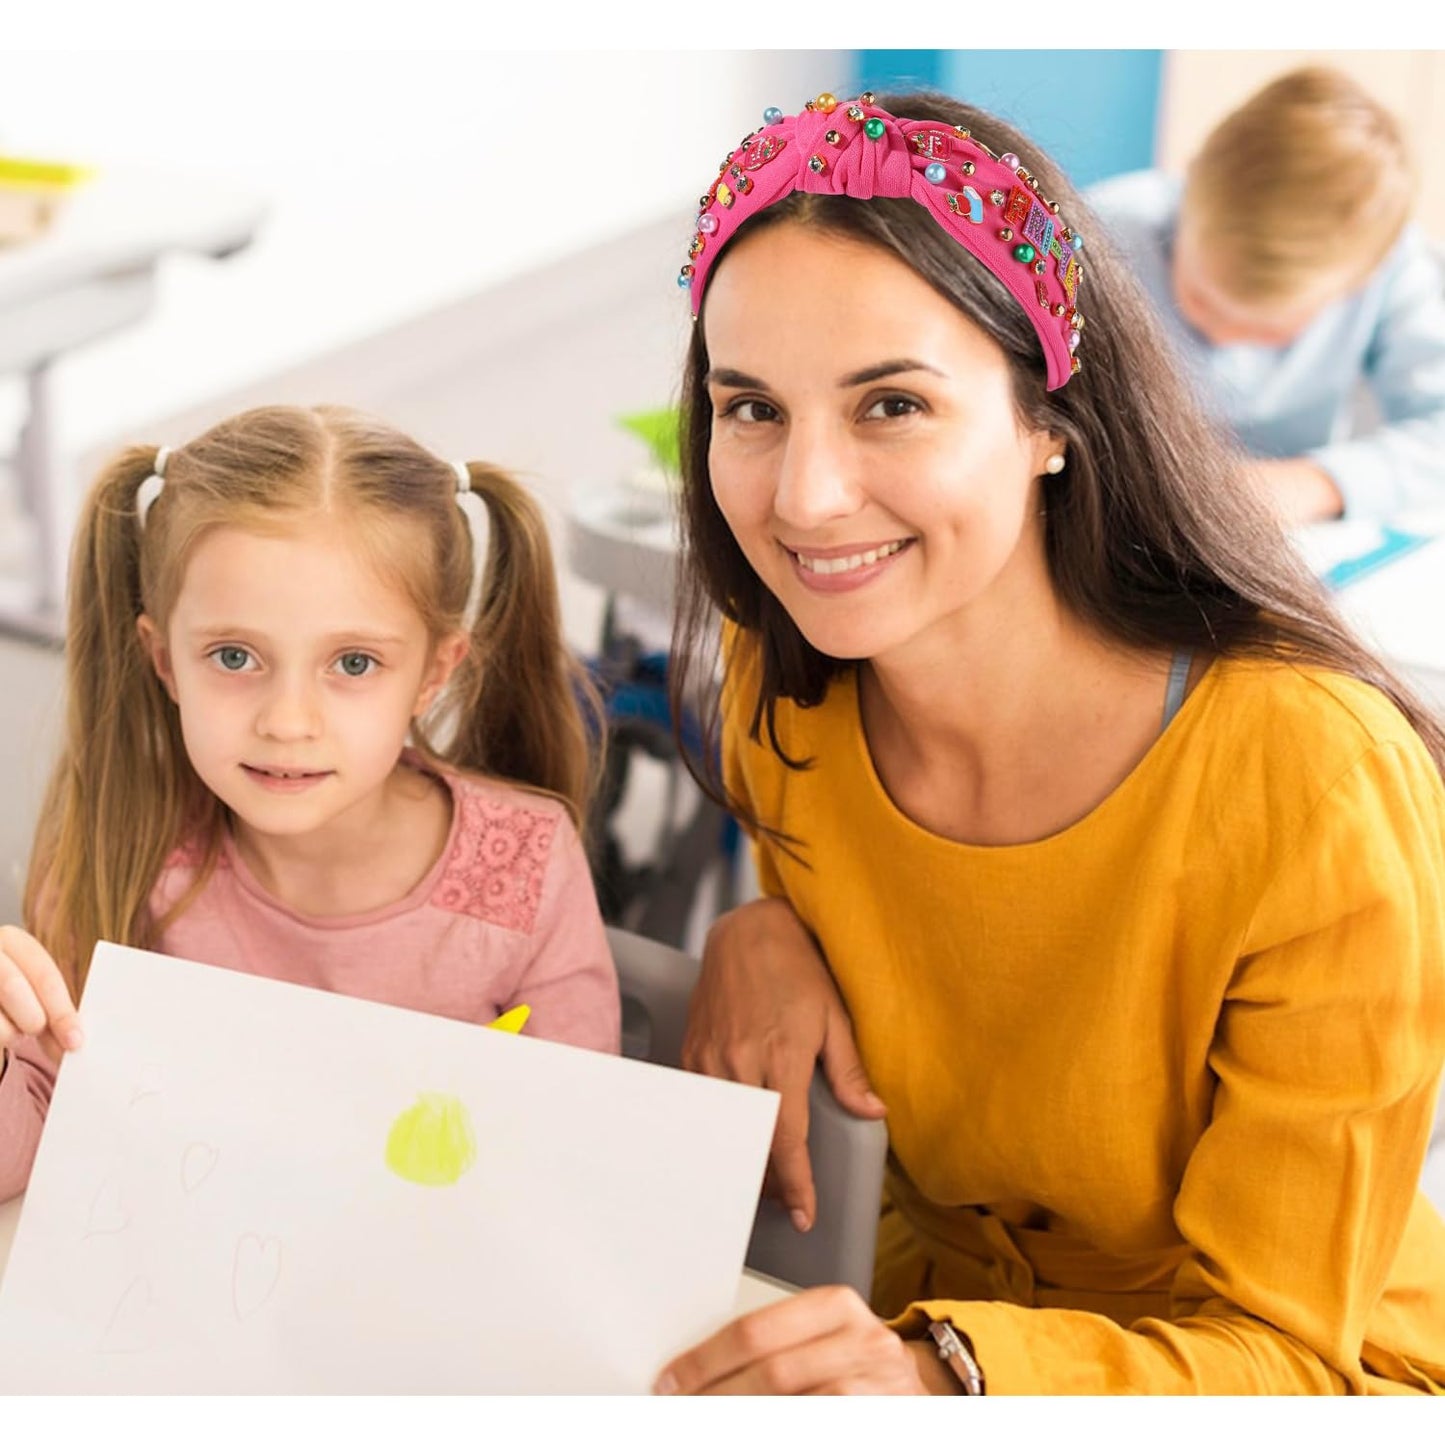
[681,91,1087,390]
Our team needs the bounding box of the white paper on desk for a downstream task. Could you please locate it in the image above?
[0,943,778,1394]
[1289,517,1388,577]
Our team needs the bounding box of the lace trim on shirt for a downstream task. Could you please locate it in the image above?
[430,790,558,934]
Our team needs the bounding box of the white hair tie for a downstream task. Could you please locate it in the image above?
[450,459,486,627]
[135,446,171,531]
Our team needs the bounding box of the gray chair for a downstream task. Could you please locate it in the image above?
[609,925,889,1298]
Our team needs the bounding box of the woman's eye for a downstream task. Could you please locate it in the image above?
[336,652,377,678]
[864,395,923,420]
[212,646,253,672]
[725,398,781,425]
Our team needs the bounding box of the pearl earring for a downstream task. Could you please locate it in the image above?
[1044,453,1066,475]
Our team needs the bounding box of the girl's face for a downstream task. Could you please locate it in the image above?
[138,520,467,843]
[702,222,1062,671]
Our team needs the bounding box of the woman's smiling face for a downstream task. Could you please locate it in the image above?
[702,221,1063,668]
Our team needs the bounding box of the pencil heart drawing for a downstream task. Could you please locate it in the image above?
[232,1233,283,1321]
[83,1178,129,1237]
[98,1275,160,1354]
[128,1065,162,1108]
[180,1141,219,1194]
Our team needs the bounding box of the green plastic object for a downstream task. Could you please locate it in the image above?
[616,407,683,478]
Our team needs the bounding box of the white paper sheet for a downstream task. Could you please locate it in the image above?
[0,943,778,1394]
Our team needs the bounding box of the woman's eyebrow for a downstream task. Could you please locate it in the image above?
[706,367,768,389]
[838,358,945,386]
[707,359,946,391]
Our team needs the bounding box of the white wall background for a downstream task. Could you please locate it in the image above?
[0,49,849,455]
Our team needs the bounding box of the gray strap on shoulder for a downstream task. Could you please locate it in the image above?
[1161,649,1193,732]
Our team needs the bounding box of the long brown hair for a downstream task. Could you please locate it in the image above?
[670,90,1445,816]
[26,404,598,993]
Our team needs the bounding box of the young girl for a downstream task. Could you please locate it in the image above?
[0,404,621,1203]
[657,89,1445,1393]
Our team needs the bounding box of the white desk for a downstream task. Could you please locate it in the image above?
[566,476,678,620]
[0,168,265,639]
[1325,538,1445,707]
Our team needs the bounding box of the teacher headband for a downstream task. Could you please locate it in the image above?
[681,92,1087,390]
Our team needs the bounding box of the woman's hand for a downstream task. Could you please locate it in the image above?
[680,898,886,1231]
[0,925,82,1065]
[654,1286,949,1395]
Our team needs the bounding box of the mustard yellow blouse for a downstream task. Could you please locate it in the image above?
[724,644,1445,1394]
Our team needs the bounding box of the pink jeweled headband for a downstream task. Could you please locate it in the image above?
[681,91,1087,390]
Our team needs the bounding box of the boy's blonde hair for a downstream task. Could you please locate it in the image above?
[1182,66,1415,304]
[25,405,600,995]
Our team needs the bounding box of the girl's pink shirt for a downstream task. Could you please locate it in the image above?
[0,760,620,1201]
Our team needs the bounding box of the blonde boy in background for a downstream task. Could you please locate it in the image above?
[1089,66,1445,525]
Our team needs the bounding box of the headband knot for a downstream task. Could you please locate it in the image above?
[682,95,1086,389]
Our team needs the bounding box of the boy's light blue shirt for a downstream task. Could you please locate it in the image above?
[1086,169,1445,521]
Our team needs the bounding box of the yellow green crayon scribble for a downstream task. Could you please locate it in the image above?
[383,1009,526,1186]
[385,1093,477,1187]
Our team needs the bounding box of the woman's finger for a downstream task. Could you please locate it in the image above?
[691,1321,903,1396]
[819,1006,888,1119]
[764,1046,820,1230]
[655,1286,867,1395]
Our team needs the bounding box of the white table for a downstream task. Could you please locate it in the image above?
[1328,538,1445,707]
[0,168,265,639]
[1292,513,1445,707]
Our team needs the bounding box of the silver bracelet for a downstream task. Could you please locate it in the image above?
[927,1320,986,1395]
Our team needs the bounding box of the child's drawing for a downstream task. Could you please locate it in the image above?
[384,1092,477,1187]
[98,1276,158,1354]
[127,1065,162,1108]
[232,1234,283,1321]
[180,1141,219,1194]
[82,1178,129,1238]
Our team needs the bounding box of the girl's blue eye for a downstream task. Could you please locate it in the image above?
[337,653,376,677]
[215,647,250,671]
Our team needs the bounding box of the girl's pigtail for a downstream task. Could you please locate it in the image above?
[23,446,213,995]
[444,463,601,826]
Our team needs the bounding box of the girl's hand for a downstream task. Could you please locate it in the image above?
[0,926,83,1065]
[680,898,886,1232]
[654,1286,943,1395]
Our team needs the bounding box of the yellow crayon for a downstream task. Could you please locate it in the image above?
[486,1004,531,1035]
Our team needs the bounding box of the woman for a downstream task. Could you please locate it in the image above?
[653,89,1445,1394]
